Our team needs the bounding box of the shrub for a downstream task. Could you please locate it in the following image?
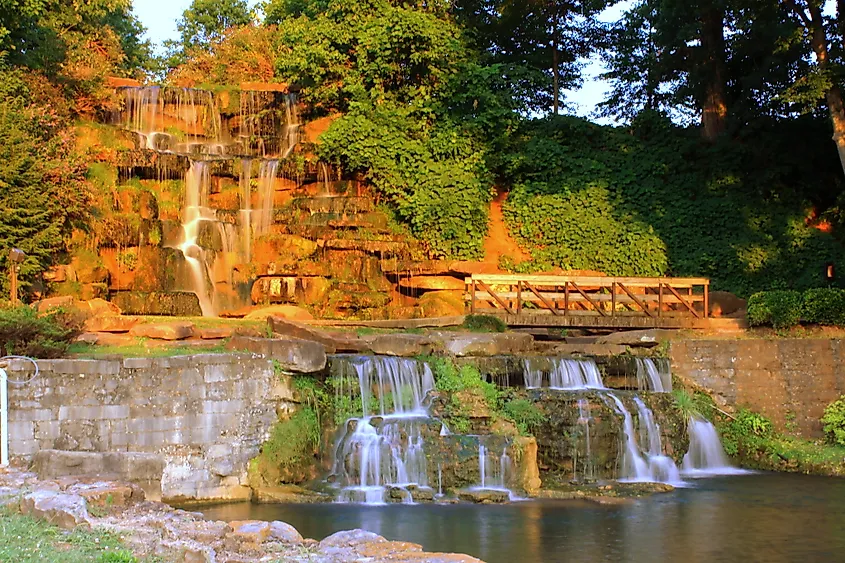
[802,288,845,326]
[502,398,546,436]
[821,395,845,447]
[718,408,773,456]
[0,303,82,358]
[746,290,803,328]
[461,314,506,333]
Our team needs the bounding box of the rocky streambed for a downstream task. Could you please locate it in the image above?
[0,468,482,563]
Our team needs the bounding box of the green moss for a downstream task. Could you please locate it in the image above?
[502,397,546,436]
[461,314,506,333]
[261,407,321,470]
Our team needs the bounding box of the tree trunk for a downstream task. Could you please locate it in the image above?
[700,4,727,141]
[808,1,845,177]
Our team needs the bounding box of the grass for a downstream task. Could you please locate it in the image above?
[0,509,138,563]
[67,340,228,358]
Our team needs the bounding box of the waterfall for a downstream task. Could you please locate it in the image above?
[176,161,215,317]
[332,357,436,504]
[682,417,745,476]
[239,158,252,261]
[636,358,672,392]
[577,398,593,480]
[255,160,279,236]
[280,93,301,159]
[523,358,605,390]
[474,443,513,492]
[604,393,680,484]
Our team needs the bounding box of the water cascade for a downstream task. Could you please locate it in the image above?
[255,160,279,236]
[239,158,252,261]
[332,357,436,504]
[577,398,594,480]
[523,358,605,389]
[176,161,215,317]
[682,417,742,476]
[636,358,672,392]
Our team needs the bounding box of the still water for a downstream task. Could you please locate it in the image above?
[198,474,845,562]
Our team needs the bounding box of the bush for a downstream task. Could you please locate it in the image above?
[802,288,845,326]
[718,408,773,457]
[502,398,546,436]
[461,314,506,333]
[0,303,82,358]
[746,290,803,328]
[821,396,845,447]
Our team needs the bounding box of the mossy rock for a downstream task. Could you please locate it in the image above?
[111,291,202,316]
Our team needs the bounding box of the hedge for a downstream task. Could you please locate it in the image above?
[747,288,845,328]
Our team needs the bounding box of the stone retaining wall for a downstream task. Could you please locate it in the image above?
[670,339,845,438]
[5,354,296,502]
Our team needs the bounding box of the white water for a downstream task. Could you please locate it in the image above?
[636,358,672,392]
[473,443,514,496]
[334,357,436,504]
[176,161,215,317]
[577,398,594,480]
[255,160,279,236]
[604,393,681,484]
[239,158,252,260]
[523,358,605,389]
[682,417,747,476]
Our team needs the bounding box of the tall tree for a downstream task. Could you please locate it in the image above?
[165,0,253,70]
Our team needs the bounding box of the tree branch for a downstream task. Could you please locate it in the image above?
[782,0,813,29]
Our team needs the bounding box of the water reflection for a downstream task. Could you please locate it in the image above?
[198,474,845,563]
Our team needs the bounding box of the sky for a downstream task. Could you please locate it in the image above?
[131,0,622,119]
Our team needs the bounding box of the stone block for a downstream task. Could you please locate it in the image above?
[437,332,534,357]
[226,336,326,373]
[129,321,195,341]
[370,334,438,357]
[20,491,90,530]
[84,315,140,333]
[10,408,55,422]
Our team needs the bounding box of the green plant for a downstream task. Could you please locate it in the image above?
[747,290,804,328]
[718,408,773,457]
[99,551,138,563]
[821,395,845,447]
[261,407,321,469]
[0,303,83,358]
[461,314,507,333]
[671,389,701,423]
[802,288,845,326]
[502,398,546,436]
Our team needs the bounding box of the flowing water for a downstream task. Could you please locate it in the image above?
[523,358,605,389]
[635,358,671,392]
[199,474,845,563]
[683,417,747,476]
[176,161,215,317]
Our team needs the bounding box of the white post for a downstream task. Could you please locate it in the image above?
[0,368,7,467]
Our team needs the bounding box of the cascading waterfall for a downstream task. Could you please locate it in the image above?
[577,398,594,480]
[682,417,744,476]
[523,358,605,389]
[176,161,215,317]
[255,160,279,236]
[636,358,672,392]
[332,356,436,504]
[633,397,681,483]
[474,443,513,494]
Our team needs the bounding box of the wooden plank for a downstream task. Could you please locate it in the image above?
[466,292,705,303]
[476,279,514,314]
[617,282,655,318]
[470,279,476,314]
[570,282,607,317]
[664,283,700,318]
[468,274,710,286]
[524,281,562,316]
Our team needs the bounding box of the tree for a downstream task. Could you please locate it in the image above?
[782,0,845,176]
[165,0,254,70]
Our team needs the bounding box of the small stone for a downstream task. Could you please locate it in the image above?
[84,315,140,333]
[456,489,510,504]
[229,520,271,544]
[20,490,90,529]
[198,327,234,340]
[319,529,386,550]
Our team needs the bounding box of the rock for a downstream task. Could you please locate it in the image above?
[253,486,332,504]
[419,291,465,317]
[438,332,534,357]
[268,315,368,353]
[83,298,122,316]
[198,327,234,340]
[319,529,387,550]
[228,520,271,544]
[398,276,466,291]
[709,291,747,318]
[112,291,202,316]
[129,321,195,341]
[84,315,140,333]
[370,334,438,357]
[32,295,75,313]
[596,329,675,347]
[514,436,542,495]
[457,489,510,504]
[244,305,314,321]
[20,490,90,529]
[66,482,144,507]
[226,335,327,373]
[269,521,304,544]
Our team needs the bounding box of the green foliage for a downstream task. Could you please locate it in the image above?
[261,407,320,469]
[499,115,845,296]
[746,291,804,328]
[821,395,845,447]
[164,0,254,71]
[461,314,506,333]
[0,303,82,358]
[430,356,500,432]
[801,288,845,326]
[502,397,546,436]
[718,409,773,457]
[672,389,700,422]
[0,507,133,563]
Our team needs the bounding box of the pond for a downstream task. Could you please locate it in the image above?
[198,474,845,563]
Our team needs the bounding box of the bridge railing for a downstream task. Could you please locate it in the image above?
[465,275,710,319]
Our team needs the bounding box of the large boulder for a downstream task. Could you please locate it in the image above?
[20,490,90,529]
[267,316,370,353]
[112,291,202,316]
[369,334,439,357]
[437,332,534,357]
[398,276,465,291]
[227,335,327,373]
[129,321,195,341]
[84,315,140,333]
[418,291,465,317]
[244,305,314,321]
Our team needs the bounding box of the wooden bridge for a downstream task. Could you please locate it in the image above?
[465,274,717,329]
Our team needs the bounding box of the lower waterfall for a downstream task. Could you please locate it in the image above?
[682,417,745,476]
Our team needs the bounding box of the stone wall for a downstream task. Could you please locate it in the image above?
[5,354,296,502]
[670,339,845,438]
